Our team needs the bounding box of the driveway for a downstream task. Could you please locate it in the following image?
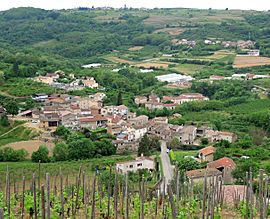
[160,140,174,193]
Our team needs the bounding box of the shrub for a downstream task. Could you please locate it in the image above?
[31,145,50,163]
[53,142,69,161]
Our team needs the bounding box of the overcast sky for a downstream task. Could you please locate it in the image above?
[0,0,270,11]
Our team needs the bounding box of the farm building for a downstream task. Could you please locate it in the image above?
[155,73,193,83]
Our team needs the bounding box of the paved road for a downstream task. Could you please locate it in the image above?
[160,140,174,193]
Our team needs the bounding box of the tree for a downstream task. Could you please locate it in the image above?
[0,115,10,127]
[31,145,50,163]
[138,135,151,156]
[137,135,161,156]
[12,62,19,77]
[117,91,123,106]
[4,101,19,116]
[214,147,226,160]
[177,158,201,171]
[201,138,209,145]
[55,126,71,139]
[232,159,259,184]
[0,147,28,162]
[68,138,96,160]
[53,142,69,161]
[169,138,181,150]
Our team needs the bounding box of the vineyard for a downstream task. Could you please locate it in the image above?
[1,161,270,219]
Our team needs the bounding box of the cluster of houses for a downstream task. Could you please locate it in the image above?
[135,93,209,111]
[34,71,99,91]
[187,146,236,184]
[208,73,270,82]
[204,39,256,49]
[171,39,197,47]
[116,145,237,185]
[18,87,232,153]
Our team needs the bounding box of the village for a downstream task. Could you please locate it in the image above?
[7,68,243,190]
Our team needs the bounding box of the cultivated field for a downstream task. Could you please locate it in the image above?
[234,56,270,68]
[3,140,54,158]
[154,27,185,36]
[128,46,144,51]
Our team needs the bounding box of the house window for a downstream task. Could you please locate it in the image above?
[129,165,133,168]
[137,163,142,167]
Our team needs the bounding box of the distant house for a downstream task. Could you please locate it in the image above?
[198,146,216,162]
[207,157,236,184]
[32,93,49,102]
[128,115,149,126]
[186,168,222,184]
[0,106,6,117]
[210,75,225,81]
[178,125,197,145]
[135,96,148,105]
[101,105,129,117]
[205,130,237,143]
[116,155,155,174]
[247,50,260,57]
[82,63,101,68]
[163,93,209,105]
[82,77,99,89]
[155,73,193,83]
[79,115,107,129]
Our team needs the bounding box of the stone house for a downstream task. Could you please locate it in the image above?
[198,146,216,162]
[186,168,222,184]
[79,115,107,129]
[128,115,149,126]
[135,96,148,105]
[205,130,237,143]
[207,157,236,184]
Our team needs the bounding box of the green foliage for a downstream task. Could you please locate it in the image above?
[31,145,50,163]
[0,115,10,127]
[4,100,19,115]
[232,159,259,183]
[0,147,28,162]
[176,157,201,171]
[137,135,161,156]
[55,126,71,139]
[53,142,69,161]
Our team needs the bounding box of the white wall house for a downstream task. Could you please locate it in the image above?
[116,156,155,174]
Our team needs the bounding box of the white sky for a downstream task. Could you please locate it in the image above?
[0,0,270,11]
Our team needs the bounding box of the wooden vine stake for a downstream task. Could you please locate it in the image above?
[46,173,50,219]
[125,173,129,219]
[21,176,25,219]
[32,173,38,219]
[114,172,118,219]
[60,167,65,219]
[107,165,112,218]
[0,208,4,219]
[41,185,46,219]
[91,173,96,219]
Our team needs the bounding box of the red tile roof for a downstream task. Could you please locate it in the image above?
[79,115,107,123]
[186,168,222,179]
[199,146,216,156]
[207,157,236,169]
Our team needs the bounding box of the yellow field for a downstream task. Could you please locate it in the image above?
[234,56,270,68]
[128,46,144,51]
[154,28,185,36]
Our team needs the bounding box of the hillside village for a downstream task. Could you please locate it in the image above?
[1,6,270,218]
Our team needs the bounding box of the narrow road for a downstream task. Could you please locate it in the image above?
[160,140,174,193]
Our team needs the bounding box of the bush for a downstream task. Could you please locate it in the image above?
[0,115,10,127]
[31,145,50,163]
[53,142,69,161]
[0,147,28,162]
